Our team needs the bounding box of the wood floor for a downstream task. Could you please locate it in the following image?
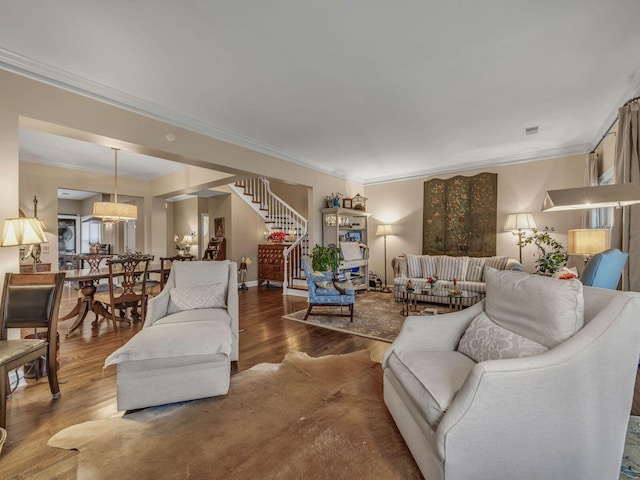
[0,284,388,479]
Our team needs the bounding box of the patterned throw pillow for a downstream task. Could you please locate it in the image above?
[406,254,422,278]
[458,311,548,363]
[420,255,438,279]
[167,283,227,314]
[437,256,469,281]
[466,257,486,282]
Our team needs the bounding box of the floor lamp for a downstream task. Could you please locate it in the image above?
[504,213,536,264]
[376,224,394,293]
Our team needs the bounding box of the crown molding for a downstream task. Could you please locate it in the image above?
[363,143,592,185]
[0,48,628,187]
[0,48,358,181]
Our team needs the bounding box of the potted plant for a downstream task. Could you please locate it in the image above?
[518,226,568,274]
[310,244,341,273]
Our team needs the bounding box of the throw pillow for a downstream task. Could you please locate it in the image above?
[437,256,469,281]
[406,254,422,278]
[466,257,487,282]
[167,283,227,314]
[420,255,438,279]
[314,280,333,289]
[458,311,548,362]
[484,269,584,348]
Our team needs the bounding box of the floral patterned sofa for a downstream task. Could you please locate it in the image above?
[391,253,523,306]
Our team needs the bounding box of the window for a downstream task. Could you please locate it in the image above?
[592,167,614,229]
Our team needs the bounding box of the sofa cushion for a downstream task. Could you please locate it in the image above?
[388,351,475,430]
[104,320,233,366]
[458,311,549,362]
[437,256,469,281]
[407,254,422,278]
[420,255,438,279]
[167,283,227,314]
[483,256,509,280]
[466,257,487,282]
[484,269,584,348]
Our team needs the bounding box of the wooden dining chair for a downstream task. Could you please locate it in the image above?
[0,272,66,428]
[93,255,150,330]
[147,255,194,297]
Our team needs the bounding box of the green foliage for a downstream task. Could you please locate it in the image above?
[310,244,341,273]
[518,226,568,274]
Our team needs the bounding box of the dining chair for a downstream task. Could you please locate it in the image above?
[0,272,66,428]
[147,255,194,297]
[93,255,150,330]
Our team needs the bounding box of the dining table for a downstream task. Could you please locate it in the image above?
[59,263,163,337]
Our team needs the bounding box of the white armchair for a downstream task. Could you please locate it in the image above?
[383,269,640,480]
[105,260,238,410]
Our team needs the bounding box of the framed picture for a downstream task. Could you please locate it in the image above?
[214,217,225,237]
[342,198,353,209]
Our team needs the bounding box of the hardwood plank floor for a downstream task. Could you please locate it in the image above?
[0,285,389,479]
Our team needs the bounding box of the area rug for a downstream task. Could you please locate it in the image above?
[48,350,422,480]
[283,291,448,342]
[622,416,640,478]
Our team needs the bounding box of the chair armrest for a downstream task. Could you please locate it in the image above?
[435,296,640,469]
[382,301,483,368]
[143,287,170,328]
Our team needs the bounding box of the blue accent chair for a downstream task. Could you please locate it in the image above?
[580,248,629,290]
[302,257,355,322]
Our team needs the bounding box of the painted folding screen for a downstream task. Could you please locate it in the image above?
[423,172,497,256]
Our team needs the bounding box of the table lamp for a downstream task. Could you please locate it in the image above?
[567,229,609,261]
[1,217,48,272]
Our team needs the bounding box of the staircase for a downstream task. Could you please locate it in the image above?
[229,178,309,295]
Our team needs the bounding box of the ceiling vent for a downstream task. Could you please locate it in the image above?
[525,126,539,135]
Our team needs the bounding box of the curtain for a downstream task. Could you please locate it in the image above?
[610,99,640,291]
[583,152,599,228]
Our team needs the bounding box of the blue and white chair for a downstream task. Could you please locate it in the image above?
[302,257,355,322]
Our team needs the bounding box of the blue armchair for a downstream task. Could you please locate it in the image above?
[581,248,629,290]
[302,257,355,322]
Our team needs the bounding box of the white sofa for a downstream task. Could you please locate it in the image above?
[104,260,239,411]
[392,253,522,306]
[383,269,640,480]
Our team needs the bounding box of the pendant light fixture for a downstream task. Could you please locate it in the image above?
[92,148,137,222]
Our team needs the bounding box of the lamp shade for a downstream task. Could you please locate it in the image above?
[93,201,137,222]
[376,224,394,236]
[567,229,609,255]
[542,184,640,212]
[244,256,253,266]
[1,217,47,246]
[503,213,536,231]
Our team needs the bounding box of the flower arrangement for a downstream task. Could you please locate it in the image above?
[326,192,344,207]
[268,231,286,243]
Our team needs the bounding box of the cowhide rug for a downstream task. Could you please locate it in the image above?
[48,350,422,479]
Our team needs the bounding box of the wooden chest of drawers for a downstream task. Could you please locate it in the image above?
[258,244,287,283]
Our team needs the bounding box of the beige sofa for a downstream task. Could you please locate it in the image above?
[392,253,522,306]
[383,269,640,479]
[105,260,239,411]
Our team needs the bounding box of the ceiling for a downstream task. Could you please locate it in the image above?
[2,1,640,185]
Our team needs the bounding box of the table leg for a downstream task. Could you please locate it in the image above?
[62,284,96,337]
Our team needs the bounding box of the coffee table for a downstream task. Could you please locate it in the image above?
[395,285,480,315]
